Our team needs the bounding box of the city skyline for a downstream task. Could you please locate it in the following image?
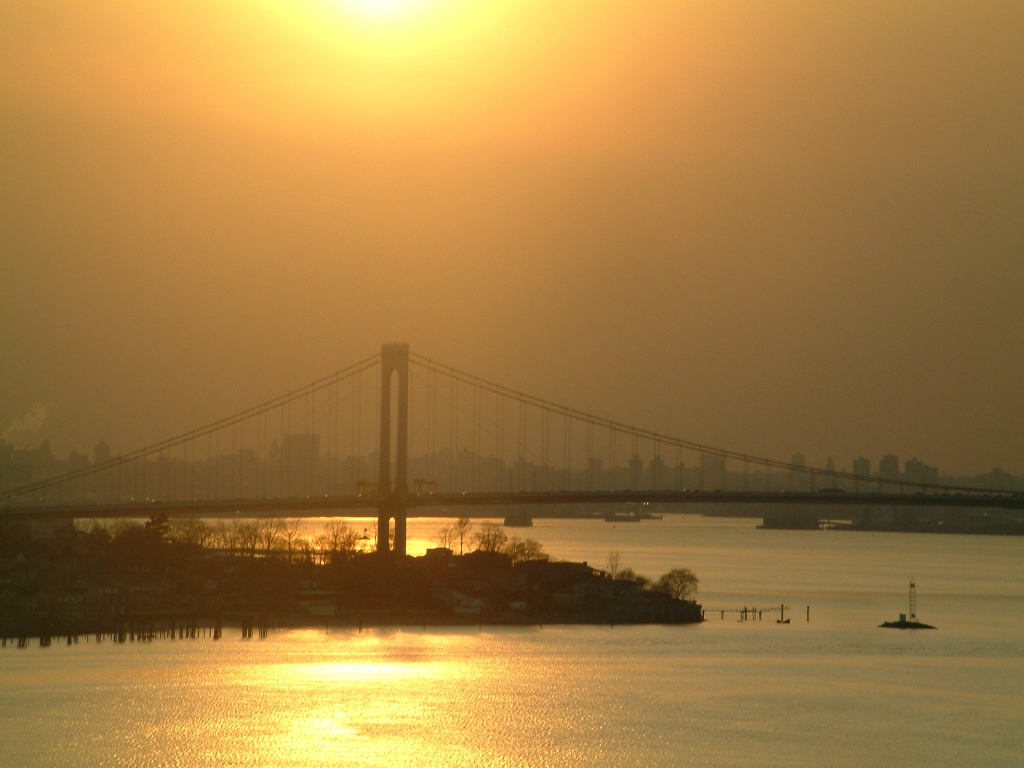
[6,424,1020,504]
[3,2,1022,476]
[2,7,1022,767]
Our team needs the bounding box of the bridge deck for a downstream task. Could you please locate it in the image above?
[4,489,1022,520]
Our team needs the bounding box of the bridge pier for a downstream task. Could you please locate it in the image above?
[377,343,409,556]
[376,500,407,555]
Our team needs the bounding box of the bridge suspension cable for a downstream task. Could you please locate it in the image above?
[1,354,381,503]
[408,352,998,497]
[4,346,1014,510]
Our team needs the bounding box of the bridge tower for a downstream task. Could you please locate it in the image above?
[377,343,409,555]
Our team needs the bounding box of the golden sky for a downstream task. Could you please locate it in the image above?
[2,1,1023,474]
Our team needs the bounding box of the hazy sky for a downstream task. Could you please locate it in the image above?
[2,0,1022,475]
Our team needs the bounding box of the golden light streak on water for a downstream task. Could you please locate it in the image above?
[5,517,1023,767]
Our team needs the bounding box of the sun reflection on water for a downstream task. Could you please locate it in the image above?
[212,630,493,764]
[290,658,446,682]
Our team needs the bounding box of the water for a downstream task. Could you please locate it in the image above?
[3,515,1022,767]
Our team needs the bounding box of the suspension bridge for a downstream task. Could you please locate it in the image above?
[3,343,1021,554]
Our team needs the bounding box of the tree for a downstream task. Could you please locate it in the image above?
[280,518,303,560]
[655,568,699,600]
[257,518,285,554]
[235,521,261,557]
[312,533,331,564]
[169,518,212,548]
[294,537,313,563]
[323,520,361,558]
[503,537,548,564]
[110,522,167,571]
[217,521,232,551]
[607,550,622,578]
[472,522,507,552]
[453,517,473,555]
[83,521,111,548]
[436,524,456,550]
[144,512,171,543]
[617,567,651,589]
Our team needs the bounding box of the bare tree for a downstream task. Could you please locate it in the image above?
[280,518,303,561]
[211,524,235,552]
[607,550,622,578]
[503,537,548,564]
[472,522,508,552]
[236,521,260,557]
[257,518,285,554]
[654,568,699,600]
[312,533,331,564]
[294,537,313,563]
[617,567,651,589]
[453,517,473,555]
[169,518,212,548]
[436,523,456,549]
[324,520,361,558]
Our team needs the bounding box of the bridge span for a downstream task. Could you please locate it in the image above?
[3,343,1020,544]
[4,489,1022,521]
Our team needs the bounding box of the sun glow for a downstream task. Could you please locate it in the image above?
[317,0,436,32]
[343,0,421,21]
[245,0,528,127]
[294,0,513,57]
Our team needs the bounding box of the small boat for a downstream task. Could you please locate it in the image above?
[879,580,936,629]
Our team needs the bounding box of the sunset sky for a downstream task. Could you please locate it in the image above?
[2,1,1022,476]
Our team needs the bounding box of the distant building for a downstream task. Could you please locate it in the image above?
[788,453,810,491]
[879,454,900,483]
[852,456,871,478]
[281,433,321,496]
[628,454,644,488]
[94,438,111,465]
[904,457,938,485]
[649,454,668,489]
[700,453,726,490]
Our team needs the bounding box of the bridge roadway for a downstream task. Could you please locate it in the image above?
[4,489,1023,520]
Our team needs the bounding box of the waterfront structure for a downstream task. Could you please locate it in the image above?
[377,343,410,556]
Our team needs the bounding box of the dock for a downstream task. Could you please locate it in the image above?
[703,603,809,623]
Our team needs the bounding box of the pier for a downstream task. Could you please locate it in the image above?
[0,616,284,648]
[703,603,809,623]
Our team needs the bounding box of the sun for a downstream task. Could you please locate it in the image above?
[341,0,422,21]
[271,0,514,71]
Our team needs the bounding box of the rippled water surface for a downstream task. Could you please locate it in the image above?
[3,515,1022,767]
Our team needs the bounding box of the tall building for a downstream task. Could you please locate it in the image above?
[649,453,668,489]
[879,454,900,482]
[852,456,871,477]
[788,453,811,491]
[904,457,938,485]
[628,454,644,488]
[94,438,111,465]
[700,453,726,490]
[281,433,321,496]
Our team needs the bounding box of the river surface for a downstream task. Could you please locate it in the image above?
[3,515,1022,767]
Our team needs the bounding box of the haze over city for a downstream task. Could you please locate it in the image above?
[3,1,1022,477]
